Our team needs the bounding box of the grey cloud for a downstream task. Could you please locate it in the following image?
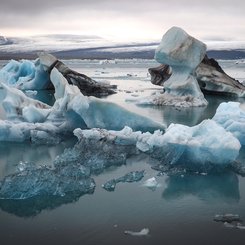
[1,0,244,14]
[0,0,244,41]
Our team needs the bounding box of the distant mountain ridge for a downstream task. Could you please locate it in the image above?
[0,34,245,60]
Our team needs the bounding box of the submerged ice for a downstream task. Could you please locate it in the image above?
[102,170,145,191]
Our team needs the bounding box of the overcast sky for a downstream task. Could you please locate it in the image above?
[0,0,244,41]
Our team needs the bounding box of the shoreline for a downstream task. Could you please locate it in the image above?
[0,49,245,61]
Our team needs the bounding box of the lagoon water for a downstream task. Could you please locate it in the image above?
[0,59,245,244]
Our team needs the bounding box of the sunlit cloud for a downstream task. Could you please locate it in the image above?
[0,0,244,41]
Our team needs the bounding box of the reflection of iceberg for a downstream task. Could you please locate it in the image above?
[0,140,75,180]
[162,172,240,203]
[0,194,88,218]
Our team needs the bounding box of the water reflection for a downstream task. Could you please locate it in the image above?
[0,139,76,180]
[0,192,93,217]
[162,172,240,203]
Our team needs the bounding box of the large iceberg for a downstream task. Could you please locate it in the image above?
[0,66,164,143]
[213,102,245,145]
[137,26,208,107]
[0,52,116,95]
[149,55,245,97]
[74,119,241,170]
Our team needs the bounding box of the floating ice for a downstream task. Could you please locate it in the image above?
[102,170,145,191]
[75,119,240,171]
[156,119,241,167]
[0,164,95,200]
[213,102,245,145]
[137,26,208,107]
[124,228,150,236]
[0,59,51,90]
[214,214,241,223]
[0,65,164,143]
[142,177,160,190]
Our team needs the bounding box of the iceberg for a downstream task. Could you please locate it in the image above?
[138,26,208,107]
[0,66,164,143]
[213,102,245,145]
[75,119,241,171]
[0,59,52,90]
[0,52,116,95]
[0,163,95,200]
[149,55,245,97]
[155,120,240,168]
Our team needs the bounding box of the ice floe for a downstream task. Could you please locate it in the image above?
[213,102,245,145]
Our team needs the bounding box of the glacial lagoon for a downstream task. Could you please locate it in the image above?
[0,59,245,244]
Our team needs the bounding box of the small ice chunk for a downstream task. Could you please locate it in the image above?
[102,179,117,192]
[214,214,241,223]
[102,171,145,192]
[237,223,245,230]
[223,222,236,228]
[143,177,160,190]
[25,90,38,96]
[124,228,150,236]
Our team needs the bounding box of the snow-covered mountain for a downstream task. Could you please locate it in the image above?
[0,34,245,60]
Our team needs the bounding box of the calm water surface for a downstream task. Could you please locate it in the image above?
[0,59,245,245]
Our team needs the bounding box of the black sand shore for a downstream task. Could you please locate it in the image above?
[0,49,245,60]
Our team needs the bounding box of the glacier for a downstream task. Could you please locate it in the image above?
[136,26,208,107]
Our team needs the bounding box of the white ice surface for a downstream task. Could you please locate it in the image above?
[213,102,245,145]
